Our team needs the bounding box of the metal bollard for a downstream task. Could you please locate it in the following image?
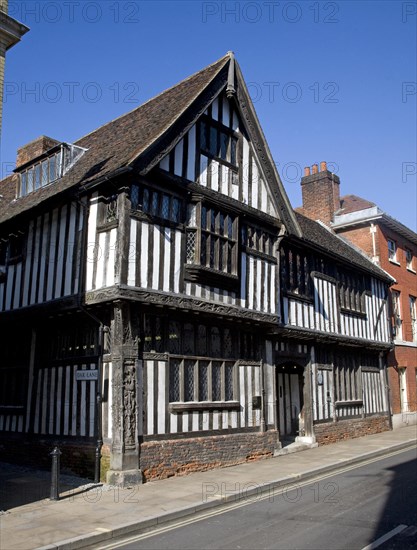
[50,446,62,501]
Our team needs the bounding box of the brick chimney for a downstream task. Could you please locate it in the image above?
[301,161,341,225]
[16,136,61,169]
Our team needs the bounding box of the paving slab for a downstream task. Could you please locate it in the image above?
[0,426,415,550]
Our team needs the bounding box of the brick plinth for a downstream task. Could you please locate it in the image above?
[314,415,390,445]
[140,431,279,482]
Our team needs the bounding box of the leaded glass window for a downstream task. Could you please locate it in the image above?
[212,362,222,400]
[198,361,209,401]
[184,360,195,401]
[223,328,233,358]
[186,203,238,275]
[225,364,234,401]
[169,358,235,403]
[170,359,181,402]
[130,183,182,224]
[200,118,238,167]
[197,324,207,356]
[184,323,195,355]
[338,268,367,314]
[168,321,181,354]
[186,231,196,264]
[211,327,221,356]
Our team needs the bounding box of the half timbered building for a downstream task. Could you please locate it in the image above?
[0,54,394,484]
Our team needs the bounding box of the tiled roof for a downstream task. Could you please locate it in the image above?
[337,194,376,214]
[295,212,393,282]
[0,174,18,207]
[0,55,230,224]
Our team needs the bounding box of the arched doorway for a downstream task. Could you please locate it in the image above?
[276,363,305,437]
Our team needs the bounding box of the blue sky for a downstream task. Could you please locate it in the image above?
[2,0,416,230]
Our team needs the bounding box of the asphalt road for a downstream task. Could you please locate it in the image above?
[97,447,417,550]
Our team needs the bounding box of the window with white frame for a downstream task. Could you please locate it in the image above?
[17,144,85,198]
[387,239,397,262]
[406,248,414,271]
[410,296,417,342]
[392,290,402,339]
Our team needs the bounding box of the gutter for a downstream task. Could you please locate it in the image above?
[77,166,133,194]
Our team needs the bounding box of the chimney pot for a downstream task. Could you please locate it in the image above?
[312,163,318,174]
[304,166,311,177]
[320,161,327,172]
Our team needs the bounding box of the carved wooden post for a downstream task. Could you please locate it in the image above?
[107,301,143,486]
[302,357,316,443]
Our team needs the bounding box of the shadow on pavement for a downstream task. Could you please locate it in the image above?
[0,461,94,511]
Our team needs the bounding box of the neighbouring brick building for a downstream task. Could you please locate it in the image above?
[0,0,28,136]
[0,55,394,485]
[299,162,417,429]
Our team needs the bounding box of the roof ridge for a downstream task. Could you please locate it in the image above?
[294,211,393,281]
[74,54,230,147]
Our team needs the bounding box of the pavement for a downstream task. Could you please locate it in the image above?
[0,426,416,550]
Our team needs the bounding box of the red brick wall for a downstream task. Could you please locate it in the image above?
[336,221,417,416]
[378,225,417,414]
[314,415,390,445]
[16,136,60,168]
[378,226,417,340]
[300,170,341,225]
[140,431,279,481]
[336,225,375,259]
[388,349,417,414]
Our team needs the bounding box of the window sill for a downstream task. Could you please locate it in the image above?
[285,291,313,304]
[335,400,363,407]
[340,307,367,319]
[97,220,118,232]
[394,340,417,348]
[130,210,184,229]
[0,405,25,414]
[243,246,277,264]
[389,259,401,266]
[184,264,239,292]
[169,401,240,412]
[7,255,23,265]
[406,267,416,274]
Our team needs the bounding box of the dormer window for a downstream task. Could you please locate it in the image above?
[19,150,62,197]
[16,143,86,198]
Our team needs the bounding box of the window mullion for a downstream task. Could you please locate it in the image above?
[221,362,226,401]
[196,202,202,264]
[179,360,185,402]
[193,360,198,402]
[208,361,213,401]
